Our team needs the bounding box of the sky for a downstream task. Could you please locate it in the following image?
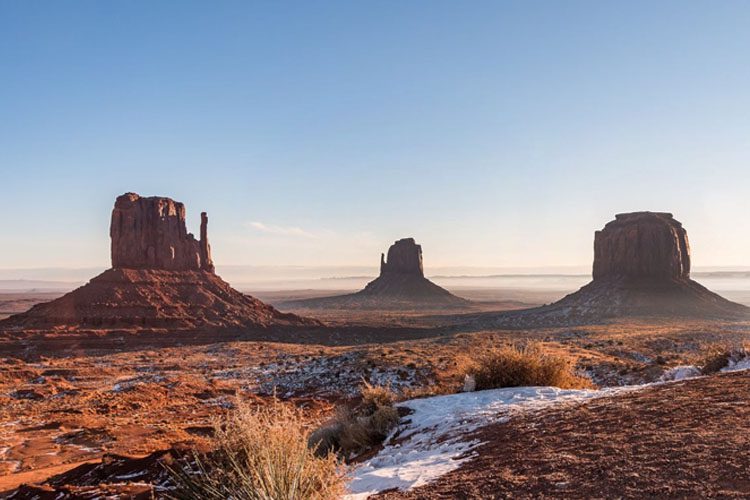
[2,1,750,274]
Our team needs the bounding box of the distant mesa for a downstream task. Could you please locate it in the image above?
[479,212,748,326]
[1,193,316,331]
[284,237,468,309]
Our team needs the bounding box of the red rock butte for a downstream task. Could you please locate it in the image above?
[485,212,748,325]
[285,238,468,309]
[379,238,425,277]
[111,193,215,272]
[0,193,316,331]
[592,212,691,282]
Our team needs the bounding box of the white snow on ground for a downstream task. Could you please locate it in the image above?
[658,353,750,382]
[659,365,701,382]
[346,385,631,499]
[213,352,428,398]
[722,354,750,372]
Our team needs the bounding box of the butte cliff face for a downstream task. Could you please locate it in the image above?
[285,238,468,310]
[380,238,424,277]
[2,193,315,331]
[478,212,747,327]
[111,193,214,272]
[592,212,690,282]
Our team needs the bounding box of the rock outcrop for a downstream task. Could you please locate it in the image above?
[283,238,468,310]
[1,193,316,331]
[110,193,214,272]
[592,212,690,282]
[470,212,748,327]
[380,238,424,277]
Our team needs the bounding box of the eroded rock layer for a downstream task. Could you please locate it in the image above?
[380,238,424,277]
[111,193,214,272]
[593,212,690,282]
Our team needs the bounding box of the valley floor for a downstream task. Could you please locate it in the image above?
[1,288,750,497]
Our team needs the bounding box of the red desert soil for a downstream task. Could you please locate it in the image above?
[385,370,750,499]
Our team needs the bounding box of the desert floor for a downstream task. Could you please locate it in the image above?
[1,287,750,496]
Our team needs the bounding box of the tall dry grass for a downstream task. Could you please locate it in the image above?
[167,400,345,500]
[462,343,594,391]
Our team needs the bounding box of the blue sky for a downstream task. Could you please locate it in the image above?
[2,1,750,271]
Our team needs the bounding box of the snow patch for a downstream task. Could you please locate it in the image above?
[659,365,701,382]
[721,355,750,372]
[214,352,429,398]
[346,385,630,498]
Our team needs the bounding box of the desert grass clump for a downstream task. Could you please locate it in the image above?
[462,343,595,391]
[700,344,749,375]
[309,382,400,459]
[167,400,345,500]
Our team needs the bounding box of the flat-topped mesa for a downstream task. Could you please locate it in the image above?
[110,193,215,272]
[592,212,690,282]
[380,238,424,277]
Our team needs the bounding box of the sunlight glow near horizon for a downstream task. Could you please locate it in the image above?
[2,1,750,271]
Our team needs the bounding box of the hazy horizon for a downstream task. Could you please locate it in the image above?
[4,264,750,294]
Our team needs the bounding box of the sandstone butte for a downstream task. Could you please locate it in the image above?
[286,237,468,309]
[0,193,317,331]
[484,211,748,325]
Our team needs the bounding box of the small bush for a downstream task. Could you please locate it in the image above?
[462,343,594,391]
[310,382,400,459]
[168,400,345,500]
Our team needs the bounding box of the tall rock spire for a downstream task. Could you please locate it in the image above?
[199,212,214,272]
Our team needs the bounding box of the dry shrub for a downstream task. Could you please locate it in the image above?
[309,382,400,459]
[700,344,749,375]
[168,400,345,500]
[463,343,594,391]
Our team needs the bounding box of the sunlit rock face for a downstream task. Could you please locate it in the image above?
[379,238,425,277]
[110,193,214,273]
[593,212,690,282]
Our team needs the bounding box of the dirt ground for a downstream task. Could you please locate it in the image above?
[2,288,750,495]
[385,370,750,499]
